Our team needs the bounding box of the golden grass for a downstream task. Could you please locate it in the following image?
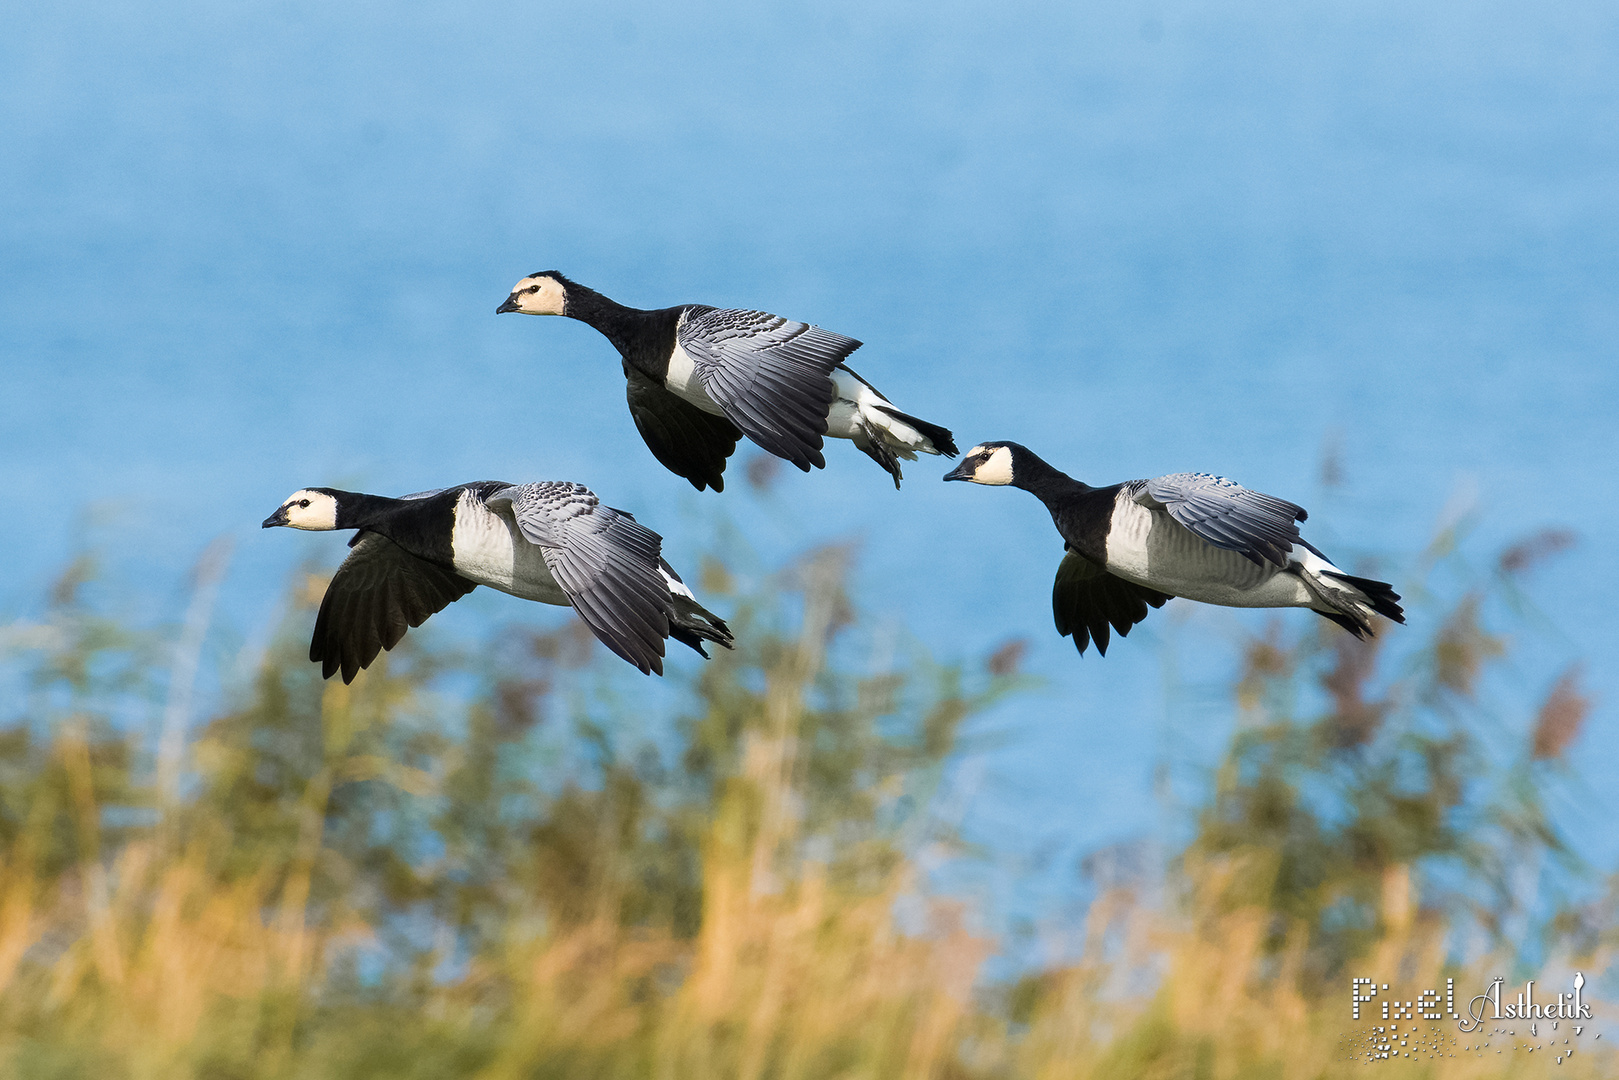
[0,549,1610,1079]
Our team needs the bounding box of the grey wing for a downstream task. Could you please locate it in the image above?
[624,363,742,492]
[311,532,477,684]
[1138,473,1308,568]
[1053,551,1172,657]
[489,482,673,675]
[678,307,858,471]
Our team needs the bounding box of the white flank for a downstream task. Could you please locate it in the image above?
[453,491,569,606]
[666,317,725,414]
[1102,492,1155,580]
[450,491,517,589]
[1106,491,1315,608]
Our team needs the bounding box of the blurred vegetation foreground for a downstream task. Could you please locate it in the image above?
[0,534,1609,1079]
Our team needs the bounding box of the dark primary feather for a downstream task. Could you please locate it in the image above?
[624,364,742,492]
[1139,473,1307,568]
[678,307,857,471]
[491,482,675,675]
[311,533,477,684]
[1052,551,1172,657]
[659,557,734,657]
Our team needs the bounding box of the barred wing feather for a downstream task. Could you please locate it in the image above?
[678,306,857,471]
[488,482,674,675]
[1138,473,1308,568]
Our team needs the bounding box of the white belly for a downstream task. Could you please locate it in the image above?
[1104,496,1314,609]
[450,493,569,606]
[824,370,869,441]
[826,399,860,440]
[664,341,725,415]
[823,369,929,455]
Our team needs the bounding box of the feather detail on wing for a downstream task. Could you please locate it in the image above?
[678,307,856,471]
[1136,473,1308,568]
[311,532,477,684]
[1052,550,1172,657]
[487,482,674,674]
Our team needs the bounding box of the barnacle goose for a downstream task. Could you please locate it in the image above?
[944,442,1404,655]
[262,481,732,681]
[496,272,958,490]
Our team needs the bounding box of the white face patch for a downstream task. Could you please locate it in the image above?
[280,489,339,530]
[969,445,1015,485]
[506,275,566,316]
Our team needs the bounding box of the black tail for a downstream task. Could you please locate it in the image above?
[1322,571,1406,624]
[874,404,958,457]
[670,602,733,658]
[660,558,734,658]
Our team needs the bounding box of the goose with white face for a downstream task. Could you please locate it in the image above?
[496,273,567,316]
[940,438,1406,658]
[493,269,959,490]
[259,480,736,683]
[262,489,339,530]
[943,444,1015,485]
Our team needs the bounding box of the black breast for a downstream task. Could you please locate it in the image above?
[614,307,687,381]
[1049,484,1125,564]
[369,487,470,569]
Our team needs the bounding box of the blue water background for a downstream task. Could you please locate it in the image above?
[3,0,1616,929]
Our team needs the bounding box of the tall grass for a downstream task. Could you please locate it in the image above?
[0,536,1607,1078]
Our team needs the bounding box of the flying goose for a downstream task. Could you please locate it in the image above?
[262,481,732,681]
[944,442,1404,655]
[496,272,957,490]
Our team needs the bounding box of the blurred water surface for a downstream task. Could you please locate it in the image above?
[3,0,1615,919]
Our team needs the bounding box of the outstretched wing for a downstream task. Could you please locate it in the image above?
[311,532,477,684]
[1136,473,1308,568]
[678,306,857,471]
[487,482,673,675]
[624,363,742,492]
[1052,550,1172,657]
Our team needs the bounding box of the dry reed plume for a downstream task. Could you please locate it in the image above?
[0,535,1607,1078]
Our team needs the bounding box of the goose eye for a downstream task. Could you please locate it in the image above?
[527,285,540,294]
[298,499,310,508]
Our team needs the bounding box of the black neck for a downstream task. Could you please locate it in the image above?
[561,282,662,357]
[326,487,460,567]
[1011,448,1090,504]
[330,491,411,532]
